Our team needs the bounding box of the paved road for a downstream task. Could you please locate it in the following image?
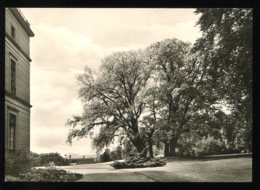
[57,157,252,182]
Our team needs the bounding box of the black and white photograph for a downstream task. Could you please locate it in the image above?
[4,7,252,183]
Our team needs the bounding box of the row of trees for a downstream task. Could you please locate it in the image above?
[66,8,252,158]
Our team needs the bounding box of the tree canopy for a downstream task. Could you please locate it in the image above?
[67,50,152,153]
[193,8,252,151]
[66,8,252,158]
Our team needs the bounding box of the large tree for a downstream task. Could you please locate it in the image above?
[193,8,252,151]
[139,86,160,158]
[67,50,152,154]
[147,38,210,156]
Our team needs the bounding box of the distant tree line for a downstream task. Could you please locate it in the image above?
[66,8,252,158]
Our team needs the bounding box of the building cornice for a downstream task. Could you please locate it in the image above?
[8,8,34,37]
[5,32,32,62]
[5,91,32,108]
[7,105,20,113]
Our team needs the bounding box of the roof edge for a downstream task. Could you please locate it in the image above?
[8,8,34,37]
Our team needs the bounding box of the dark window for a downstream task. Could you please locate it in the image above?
[11,59,16,95]
[9,114,16,152]
[11,26,15,38]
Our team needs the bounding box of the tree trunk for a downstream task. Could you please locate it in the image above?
[148,140,154,158]
[169,139,178,157]
[164,142,170,157]
[132,135,146,155]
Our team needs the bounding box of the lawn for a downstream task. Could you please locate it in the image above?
[72,157,252,182]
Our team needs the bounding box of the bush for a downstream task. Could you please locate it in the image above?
[176,133,200,157]
[5,151,32,176]
[111,159,166,169]
[30,152,41,167]
[99,149,112,162]
[177,134,227,157]
[110,146,123,161]
[111,151,166,169]
[40,153,70,166]
[5,151,70,177]
[193,136,226,156]
[111,161,127,169]
[20,167,83,182]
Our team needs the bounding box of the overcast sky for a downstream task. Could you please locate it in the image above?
[20,8,201,157]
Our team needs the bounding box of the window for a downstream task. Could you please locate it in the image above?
[11,59,16,95]
[9,113,16,152]
[11,26,15,39]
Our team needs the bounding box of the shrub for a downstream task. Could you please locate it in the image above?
[20,167,83,182]
[29,152,41,167]
[5,151,32,176]
[193,136,226,156]
[177,133,200,157]
[111,152,166,169]
[40,152,70,166]
[177,134,227,157]
[110,146,123,161]
[111,161,126,169]
[99,149,112,162]
[111,159,166,169]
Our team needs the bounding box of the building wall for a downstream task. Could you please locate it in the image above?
[5,98,30,152]
[5,39,30,103]
[5,9,30,56]
[5,8,33,153]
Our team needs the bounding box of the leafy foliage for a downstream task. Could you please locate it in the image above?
[40,152,70,166]
[5,151,33,176]
[177,134,226,157]
[111,151,166,169]
[111,159,166,169]
[110,146,123,160]
[20,167,82,182]
[67,9,252,157]
[99,149,112,162]
[67,50,152,154]
[146,38,210,156]
[193,8,252,151]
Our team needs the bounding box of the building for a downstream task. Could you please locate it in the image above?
[5,8,34,153]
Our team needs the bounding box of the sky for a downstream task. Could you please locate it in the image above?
[20,8,202,157]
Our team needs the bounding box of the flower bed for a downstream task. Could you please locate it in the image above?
[111,159,166,169]
[111,153,166,169]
